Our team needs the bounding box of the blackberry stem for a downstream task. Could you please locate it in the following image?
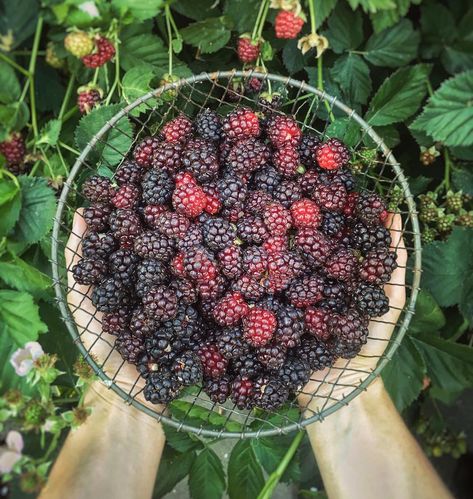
[252,0,269,41]
[28,16,44,139]
[165,5,174,75]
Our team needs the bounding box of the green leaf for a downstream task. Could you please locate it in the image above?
[282,39,305,74]
[154,448,196,498]
[112,0,163,21]
[0,180,19,205]
[181,17,232,54]
[120,34,168,71]
[452,166,473,195]
[410,71,473,147]
[0,255,51,297]
[370,0,414,33]
[188,448,226,499]
[9,176,56,247]
[382,336,426,411]
[164,426,203,453]
[332,53,371,105]
[364,19,419,67]
[0,0,39,50]
[75,104,134,167]
[347,0,396,13]
[326,2,363,53]
[228,440,264,499]
[419,2,455,59]
[364,124,400,148]
[0,102,30,138]
[365,64,431,126]
[326,118,362,147]
[37,119,62,146]
[408,290,446,334]
[316,0,338,28]
[0,186,21,237]
[121,64,156,116]
[224,0,260,32]
[0,61,21,104]
[173,0,220,21]
[251,436,301,483]
[422,227,473,321]
[0,290,48,346]
[441,41,473,75]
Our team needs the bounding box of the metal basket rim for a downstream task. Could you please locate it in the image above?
[51,70,422,438]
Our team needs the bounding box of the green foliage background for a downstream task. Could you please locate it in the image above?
[0,0,472,497]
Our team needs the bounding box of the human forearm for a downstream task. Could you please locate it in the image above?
[304,379,452,499]
[40,382,165,499]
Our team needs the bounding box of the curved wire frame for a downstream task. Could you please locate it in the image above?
[51,70,421,438]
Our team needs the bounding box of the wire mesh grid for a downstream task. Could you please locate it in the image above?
[51,70,421,438]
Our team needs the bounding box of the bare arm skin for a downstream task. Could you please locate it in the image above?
[299,214,452,499]
[41,211,165,499]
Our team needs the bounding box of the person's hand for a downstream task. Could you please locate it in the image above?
[298,213,407,413]
[65,209,163,412]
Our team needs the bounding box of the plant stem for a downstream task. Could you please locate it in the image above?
[443,148,452,191]
[59,141,80,155]
[165,5,173,75]
[309,0,317,33]
[104,42,120,105]
[256,431,304,499]
[256,0,270,39]
[58,73,75,121]
[252,0,268,40]
[28,16,44,140]
[1,168,21,189]
[62,106,78,123]
[0,52,30,77]
[318,56,335,121]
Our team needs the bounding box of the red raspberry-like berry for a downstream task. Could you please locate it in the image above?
[77,86,102,114]
[237,36,260,63]
[243,307,277,346]
[290,199,321,228]
[316,138,350,170]
[267,115,301,148]
[183,247,218,283]
[161,115,193,143]
[82,36,115,68]
[134,136,162,168]
[272,145,300,177]
[112,184,140,209]
[202,185,222,214]
[223,107,260,141]
[274,10,305,39]
[198,344,228,379]
[263,202,292,235]
[0,132,26,168]
[359,248,397,284]
[172,181,208,218]
[325,247,358,282]
[175,170,196,187]
[170,252,186,278]
[218,245,243,279]
[305,307,334,341]
[213,292,249,326]
[263,235,288,254]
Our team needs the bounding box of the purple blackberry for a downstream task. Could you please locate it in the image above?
[232,274,265,300]
[133,232,175,261]
[252,166,282,193]
[143,369,181,404]
[356,191,388,225]
[177,223,204,251]
[102,308,130,336]
[109,209,142,238]
[129,307,157,338]
[217,175,247,208]
[143,285,178,321]
[82,232,117,259]
[202,217,236,251]
[182,140,219,183]
[320,211,345,237]
[321,279,349,313]
[227,138,270,176]
[278,357,311,391]
[195,108,222,141]
[83,203,112,231]
[141,169,173,205]
[134,136,162,168]
[197,275,227,302]
[245,190,272,215]
[313,180,347,212]
[350,222,391,254]
[331,309,369,358]
[285,275,324,308]
[82,175,115,203]
[204,375,232,404]
[216,327,250,360]
[237,215,269,244]
[298,169,319,196]
[273,180,302,208]
[92,277,130,312]
[218,245,243,279]
[273,305,305,348]
[155,211,190,239]
[115,331,145,364]
[325,247,358,282]
[257,342,287,370]
[171,351,203,385]
[170,278,198,305]
[108,249,139,284]
[242,246,267,276]
[231,376,255,409]
[333,168,355,192]
[152,141,183,172]
[253,376,289,411]
[72,258,107,285]
[135,259,169,297]
[353,283,389,317]
[359,248,397,285]
[298,133,321,167]
[296,336,334,371]
[115,160,143,186]
[295,228,333,265]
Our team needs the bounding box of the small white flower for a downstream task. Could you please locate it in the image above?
[78,1,100,18]
[42,419,56,433]
[297,33,329,57]
[0,431,24,473]
[10,341,44,377]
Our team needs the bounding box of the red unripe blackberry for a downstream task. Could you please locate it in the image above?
[356,191,388,225]
[115,160,143,186]
[253,376,289,410]
[305,307,335,341]
[295,228,333,265]
[257,342,287,371]
[316,138,350,170]
[263,234,288,254]
[155,211,190,239]
[290,198,321,228]
[198,344,228,379]
[133,231,175,261]
[72,258,107,285]
[202,185,222,215]
[134,136,162,168]
[0,132,26,170]
[359,248,397,284]
[143,285,178,321]
[227,138,270,176]
[237,36,260,62]
[312,180,347,212]
[267,115,301,148]
[274,10,305,39]
[325,247,358,282]
[161,114,193,143]
[213,292,249,326]
[152,141,183,172]
[172,182,208,218]
[272,145,300,177]
[112,184,140,209]
[298,133,321,167]
[286,275,324,308]
[77,86,102,114]
[343,191,358,217]
[82,36,115,68]
[204,376,232,404]
[183,247,218,283]
[231,377,255,409]
[263,202,292,235]
[243,307,277,346]
[82,175,115,203]
[83,203,112,231]
[223,107,260,141]
[218,245,243,279]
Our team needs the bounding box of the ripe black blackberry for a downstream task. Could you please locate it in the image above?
[321,279,349,313]
[231,376,255,409]
[232,274,265,300]
[83,204,112,231]
[331,309,369,358]
[230,351,263,378]
[92,277,130,312]
[202,217,236,251]
[313,180,347,212]
[252,166,282,193]
[82,175,115,203]
[108,249,139,284]
[141,169,173,205]
[320,211,345,238]
[216,327,249,360]
[285,275,324,308]
[278,357,311,391]
[237,215,269,244]
[273,180,302,208]
[333,168,356,192]
[170,278,198,305]
[217,175,247,208]
[253,376,289,411]
[72,258,107,285]
[145,330,183,364]
[298,169,318,196]
[136,353,159,379]
[182,141,219,183]
[162,305,200,344]
[109,208,142,238]
[273,305,304,348]
[171,351,203,385]
[195,108,223,141]
[227,138,270,176]
[296,335,334,371]
[356,191,387,225]
[152,141,183,172]
[350,222,391,254]
[82,232,117,259]
[359,248,397,284]
[177,223,204,251]
[204,375,232,404]
[135,259,169,297]
[298,133,321,167]
[144,369,181,404]
[155,211,190,239]
[133,231,175,261]
[133,136,162,168]
[354,283,389,317]
[257,342,287,370]
[115,331,145,364]
[102,308,130,336]
[115,160,143,186]
[129,307,157,338]
[143,285,178,321]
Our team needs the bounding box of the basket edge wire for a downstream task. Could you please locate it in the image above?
[51,70,422,438]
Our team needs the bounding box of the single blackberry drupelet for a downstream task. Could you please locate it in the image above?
[109,249,140,284]
[202,217,236,251]
[141,169,173,205]
[278,357,311,391]
[195,108,223,141]
[359,248,397,284]
[296,336,334,371]
[115,331,145,364]
[231,377,255,409]
[354,283,390,317]
[115,160,143,186]
[350,222,391,254]
[172,351,203,385]
[204,375,232,404]
[331,309,369,359]
[134,232,175,261]
[143,285,178,322]
[134,136,162,168]
[152,141,183,172]
[253,376,289,411]
[198,344,228,379]
[144,369,181,404]
[82,175,115,203]
[274,305,305,348]
[216,327,250,360]
[72,258,107,285]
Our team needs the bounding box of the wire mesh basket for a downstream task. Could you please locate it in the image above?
[51,70,421,438]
